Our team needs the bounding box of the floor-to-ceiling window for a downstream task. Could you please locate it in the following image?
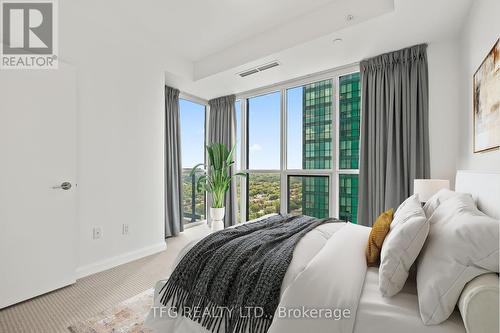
[287,79,332,218]
[235,66,361,223]
[338,73,361,223]
[179,98,206,223]
[246,92,281,220]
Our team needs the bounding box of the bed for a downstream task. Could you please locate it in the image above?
[145,171,499,333]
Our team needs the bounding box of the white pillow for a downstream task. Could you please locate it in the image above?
[417,194,499,325]
[379,194,428,297]
[422,188,457,218]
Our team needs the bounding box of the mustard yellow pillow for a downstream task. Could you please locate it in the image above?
[366,208,394,267]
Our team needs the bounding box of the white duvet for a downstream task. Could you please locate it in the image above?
[145,222,465,333]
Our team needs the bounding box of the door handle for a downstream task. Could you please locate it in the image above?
[52,182,72,190]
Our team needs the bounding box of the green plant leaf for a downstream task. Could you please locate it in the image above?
[226,143,237,165]
[191,142,248,207]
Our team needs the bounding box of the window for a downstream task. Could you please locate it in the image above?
[247,173,280,220]
[247,92,280,170]
[236,68,361,223]
[339,174,358,223]
[288,176,329,218]
[338,72,361,223]
[286,79,333,217]
[338,73,360,170]
[179,98,206,223]
[244,92,281,220]
[286,86,303,170]
[287,80,333,170]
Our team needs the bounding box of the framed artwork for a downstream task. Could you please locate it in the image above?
[473,38,500,153]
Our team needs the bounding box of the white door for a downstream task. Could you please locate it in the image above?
[0,63,77,308]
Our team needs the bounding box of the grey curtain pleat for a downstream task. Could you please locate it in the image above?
[358,44,430,226]
[165,86,184,237]
[208,95,236,228]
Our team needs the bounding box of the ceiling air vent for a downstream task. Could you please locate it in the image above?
[257,61,279,71]
[237,61,280,78]
[239,68,259,77]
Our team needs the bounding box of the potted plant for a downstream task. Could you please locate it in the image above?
[190,143,246,231]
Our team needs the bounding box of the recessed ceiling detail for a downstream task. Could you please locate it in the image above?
[194,0,395,80]
[163,0,472,100]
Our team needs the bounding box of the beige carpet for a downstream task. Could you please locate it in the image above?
[0,224,209,333]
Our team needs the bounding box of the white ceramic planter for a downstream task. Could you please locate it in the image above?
[210,207,225,232]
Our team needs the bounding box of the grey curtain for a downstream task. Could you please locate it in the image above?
[165,86,184,237]
[208,95,237,228]
[358,44,430,226]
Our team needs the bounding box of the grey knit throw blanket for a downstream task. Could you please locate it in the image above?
[159,214,335,333]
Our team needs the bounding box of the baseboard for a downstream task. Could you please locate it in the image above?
[76,241,167,279]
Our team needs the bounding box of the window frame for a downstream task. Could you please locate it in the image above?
[178,92,209,224]
[235,64,360,222]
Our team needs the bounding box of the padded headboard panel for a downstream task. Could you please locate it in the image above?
[455,170,500,219]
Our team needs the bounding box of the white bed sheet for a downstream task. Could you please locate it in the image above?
[353,268,465,333]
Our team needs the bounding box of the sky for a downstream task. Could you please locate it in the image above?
[286,87,304,169]
[180,88,305,170]
[247,92,281,169]
[179,99,205,168]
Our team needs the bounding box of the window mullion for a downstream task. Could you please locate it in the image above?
[241,99,248,222]
[280,88,287,215]
[332,75,340,219]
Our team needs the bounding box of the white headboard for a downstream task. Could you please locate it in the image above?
[455,170,500,219]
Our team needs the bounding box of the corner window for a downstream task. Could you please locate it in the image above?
[179,98,206,223]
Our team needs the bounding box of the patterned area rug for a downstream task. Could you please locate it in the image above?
[68,288,154,333]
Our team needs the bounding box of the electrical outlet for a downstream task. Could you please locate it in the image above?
[93,227,102,240]
[122,224,129,235]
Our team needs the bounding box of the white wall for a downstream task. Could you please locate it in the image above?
[58,1,193,275]
[457,0,500,172]
[427,39,462,184]
[73,59,167,275]
[421,0,500,184]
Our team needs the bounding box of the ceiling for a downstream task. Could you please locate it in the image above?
[135,0,337,62]
[81,0,471,100]
[163,0,471,100]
